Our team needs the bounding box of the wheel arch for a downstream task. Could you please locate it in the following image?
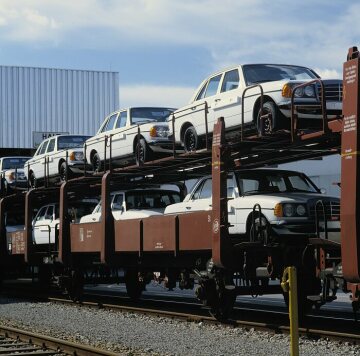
[252,95,275,123]
[58,158,65,172]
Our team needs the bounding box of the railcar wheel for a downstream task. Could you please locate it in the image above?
[135,138,151,165]
[66,269,84,302]
[257,101,284,135]
[183,126,198,152]
[125,269,144,300]
[91,152,102,173]
[59,162,72,182]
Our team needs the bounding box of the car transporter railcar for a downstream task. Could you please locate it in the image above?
[0,47,360,321]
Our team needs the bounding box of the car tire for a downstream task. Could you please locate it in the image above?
[257,101,283,135]
[183,126,198,152]
[91,152,102,173]
[135,138,152,165]
[29,172,37,188]
[59,162,72,182]
[248,215,269,243]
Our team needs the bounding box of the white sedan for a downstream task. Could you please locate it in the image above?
[169,64,342,151]
[80,188,181,223]
[164,169,340,243]
[24,135,90,187]
[84,107,175,171]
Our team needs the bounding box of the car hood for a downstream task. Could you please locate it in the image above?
[238,192,339,208]
[114,209,164,220]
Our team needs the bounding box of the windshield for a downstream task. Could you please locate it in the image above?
[243,64,318,86]
[236,171,319,195]
[58,136,90,150]
[130,108,175,125]
[2,158,30,170]
[126,190,181,209]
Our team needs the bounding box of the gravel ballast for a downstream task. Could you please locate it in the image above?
[0,296,359,356]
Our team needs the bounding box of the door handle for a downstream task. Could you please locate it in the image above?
[191,106,197,110]
[215,99,221,102]
[92,218,96,221]
[185,206,191,210]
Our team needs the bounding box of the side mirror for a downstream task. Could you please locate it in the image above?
[320,188,326,194]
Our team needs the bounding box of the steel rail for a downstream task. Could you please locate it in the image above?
[0,324,120,356]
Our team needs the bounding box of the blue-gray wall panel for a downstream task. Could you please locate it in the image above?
[0,66,119,148]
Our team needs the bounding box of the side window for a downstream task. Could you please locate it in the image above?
[112,193,124,210]
[101,114,118,133]
[192,180,206,200]
[115,111,127,129]
[39,141,49,155]
[227,178,235,198]
[195,82,207,101]
[35,206,47,221]
[199,179,212,199]
[45,206,54,220]
[46,138,56,153]
[221,69,240,93]
[204,74,222,98]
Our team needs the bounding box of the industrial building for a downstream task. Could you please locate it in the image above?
[0,65,119,156]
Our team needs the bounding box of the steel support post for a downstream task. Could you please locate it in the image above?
[281,266,299,356]
[58,182,70,265]
[211,117,232,267]
[24,190,35,263]
[100,171,114,264]
[341,47,360,287]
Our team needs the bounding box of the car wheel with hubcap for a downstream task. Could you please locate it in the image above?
[59,162,72,182]
[91,152,102,173]
[135,138,151,165]
[183,126,198,152]
[257,101,284,135]
[29,172,37,188]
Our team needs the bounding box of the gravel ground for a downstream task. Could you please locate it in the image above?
[0,296,359,356]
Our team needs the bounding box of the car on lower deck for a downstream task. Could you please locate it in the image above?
[80,188,181,223]
[84,107,176,171]
[164,169,340,243]
[24,135,90,187]
[168,64,342,152]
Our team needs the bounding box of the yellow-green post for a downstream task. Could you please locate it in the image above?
[281,266,299,356]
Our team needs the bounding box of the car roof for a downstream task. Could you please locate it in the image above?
[1,156,32,160]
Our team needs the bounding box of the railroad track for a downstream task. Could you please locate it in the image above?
[0,325,120,356]
[2,284,360,346]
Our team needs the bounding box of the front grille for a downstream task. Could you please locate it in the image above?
[309,200,340,220]
[317,83,343,102]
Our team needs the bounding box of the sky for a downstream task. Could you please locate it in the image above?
[0,0,359,109]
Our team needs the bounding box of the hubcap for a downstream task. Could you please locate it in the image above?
[185,131,196,151]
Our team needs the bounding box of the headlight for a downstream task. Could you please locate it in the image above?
[283,204,295,217]
[296,204,306,216]
[304,85,315,97]
[274,203,307,217]
[69,152,84,161]
[5,171,15,182]
[294,87,304,98]
[150,125,169,138]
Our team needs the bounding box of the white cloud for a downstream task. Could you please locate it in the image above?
[313,68,342,79]
[119,84,194,109]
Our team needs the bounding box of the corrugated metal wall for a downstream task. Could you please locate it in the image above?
[0,66,119,148]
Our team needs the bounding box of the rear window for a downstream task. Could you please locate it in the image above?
[2,158,29,170]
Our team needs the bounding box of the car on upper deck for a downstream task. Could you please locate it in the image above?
[24,134,90,188]
[164,169,340,243]
[80,188,181,223]
[0,156,31,194]
[84,107,176,171]
[169,64,342,151]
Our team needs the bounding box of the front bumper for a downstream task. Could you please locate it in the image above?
[68,161,91,174]
[270,220,340,242]
[148,139,183,153]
